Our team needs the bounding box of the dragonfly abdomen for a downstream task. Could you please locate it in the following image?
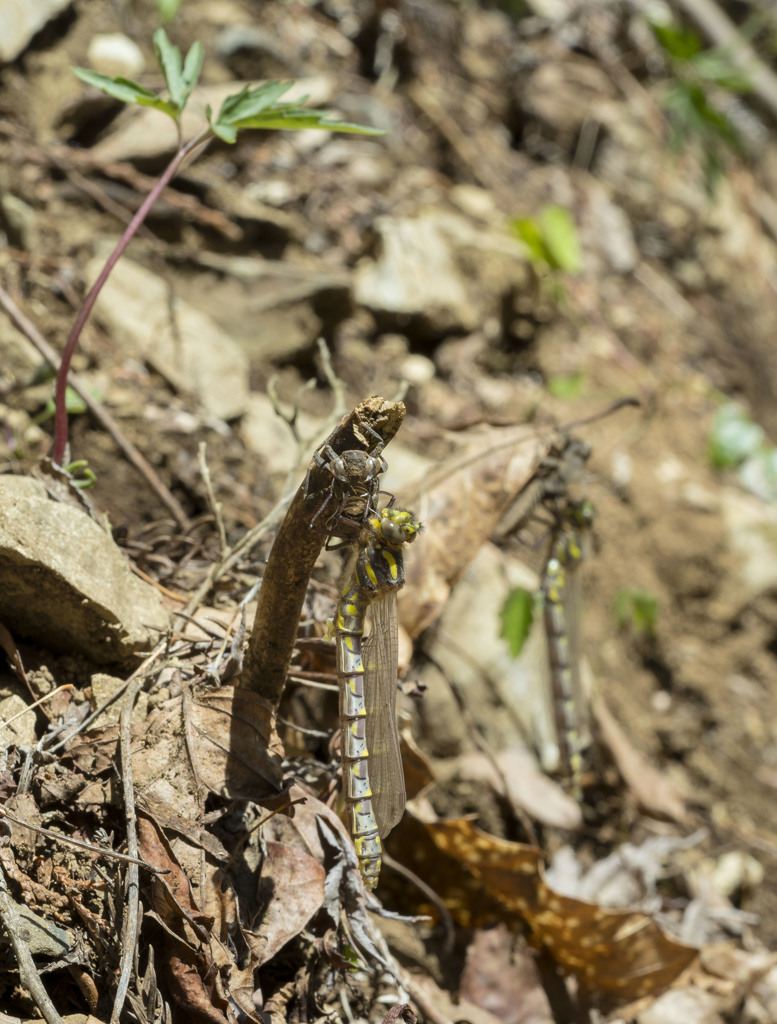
[337,620,383,888]
[334,508,421,889]
[542,522,591,799]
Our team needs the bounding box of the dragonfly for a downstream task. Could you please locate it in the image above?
[305,417,389,542]
[541,498,594,799]
[495,433,596,798]
[334,505,421,888]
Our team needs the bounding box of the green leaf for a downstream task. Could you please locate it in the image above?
[510,216,548,267]
[691,49,752,92]
[216,82,295,125]
[651,22,702,61]
[157,0,186,23]
[615,589,658,635]
[73,68,178,119]
[63,459,97,489]
[540,204,581,274]
[211,83,386,142]
[65,387,88,414]
[500,589,535,658]
[153,28,185,110]
[708,403,764,469]
[181,40,204,103]
[547,372,585,400]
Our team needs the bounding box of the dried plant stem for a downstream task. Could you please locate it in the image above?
[52,130,210,466]
[110,678,143,1024]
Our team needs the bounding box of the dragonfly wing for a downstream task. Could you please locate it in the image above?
[363,592,406,839]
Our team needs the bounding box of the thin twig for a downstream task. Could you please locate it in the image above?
[0,808,167,872]
[0,866,67,1024]
[110,678,143,1024]
[198,442,227,558]
[0,283,190,528]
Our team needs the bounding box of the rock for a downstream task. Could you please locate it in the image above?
[86,33,145,79]
[186,255,350,363]
[0,311,42,384]
[90,672,149,726]
[241,394,318,475]
[0,0,72,63]
[86,249,249,421]
[720,487,777,604]
[638,988,723,1024]
[1,193,39,252]
[14,905,73,957]
[354,210,529,336]
[0,476,170,663]
[0,694,37,747]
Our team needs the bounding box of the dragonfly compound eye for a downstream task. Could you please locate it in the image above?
[379,518,406,546]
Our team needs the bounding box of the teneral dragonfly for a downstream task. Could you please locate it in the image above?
[496,433,596,798]
[335,506,421,888]
[541,498,594,799]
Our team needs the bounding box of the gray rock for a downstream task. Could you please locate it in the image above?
[0,476,170,663]
[0,0,72,63]
[86,250,249,421]
[4,905,73,957]
[355,210,529,335]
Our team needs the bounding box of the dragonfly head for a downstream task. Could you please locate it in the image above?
[567,499,595,530]
[373,507,422,548]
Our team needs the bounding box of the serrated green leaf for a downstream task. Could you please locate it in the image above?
[500,588,535,658]
[540,204,581,274]
[216,82,295,125]
[207,105,237,143]
[153,28,185,110]
[180,40,203,102]
[213,83,386,139]
[73,68,178,118]
[232,111,385,134]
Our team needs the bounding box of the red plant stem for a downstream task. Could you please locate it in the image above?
[52,131,209,466]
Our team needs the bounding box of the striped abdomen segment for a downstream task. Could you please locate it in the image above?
[542,523,590,798]
[336,574,382,888]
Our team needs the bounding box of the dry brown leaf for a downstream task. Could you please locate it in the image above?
[426,818,698,1009]
[403,423,563,635]
[246,839,326,967]
[400,728,436,802]
[137,813,235,1024]
[186,683,283,801]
